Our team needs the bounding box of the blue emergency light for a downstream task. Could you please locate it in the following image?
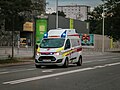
[61,31,66,38]
[43,33,48,38]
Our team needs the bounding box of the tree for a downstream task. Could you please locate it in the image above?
[110,0,120,40]
[0,0,33,31]
[0,0,33,58]
[88,5,103,34]
[88,0,120,40]
[52,11,66,17]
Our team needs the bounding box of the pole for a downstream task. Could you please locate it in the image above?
[56,0,58,29]
[110,37,113,49]
[17,33,20,54]
[102,0,105,53]
[33,17,36,58]
[12,16,14,58]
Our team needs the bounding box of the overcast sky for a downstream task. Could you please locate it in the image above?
[46,0,103,12]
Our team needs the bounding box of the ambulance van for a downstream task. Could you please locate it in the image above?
[35,28,82,68]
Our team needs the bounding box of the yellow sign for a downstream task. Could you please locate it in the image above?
[39,25,45,32]
[110,37,113,49]
[23,22,33,32]
[70,19,74,29]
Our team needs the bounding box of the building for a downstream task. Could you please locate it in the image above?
[48,15,89,34]
[58,5,90,21]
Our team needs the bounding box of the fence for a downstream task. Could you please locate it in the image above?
[82,34,120,52]
[0,46,34,59]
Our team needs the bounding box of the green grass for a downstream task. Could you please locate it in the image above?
[0,58,24,64]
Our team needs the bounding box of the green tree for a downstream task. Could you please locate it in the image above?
[0,0,33,31]
[0,0,33,58]
[88,5,103,34]
[88,0,120,40]
[52,11,66,17]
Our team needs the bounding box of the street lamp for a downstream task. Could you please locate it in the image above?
[102,0,105,53]
[101,0,120,52]
[46,8,52,14]
[56,0,58,29]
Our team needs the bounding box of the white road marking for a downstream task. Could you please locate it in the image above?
[3,62,120,85]
[103,56,116,58]
[83,59,108,63]
[84,56,117,59]
[0,72,9,74]
[112,58,119,60]
[0,69,36,75]
[42,69,56,73]
[97,59,108,61]
[0,69,56,75]
[83,57,120,64]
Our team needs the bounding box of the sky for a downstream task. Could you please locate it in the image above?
[46,0,103,13]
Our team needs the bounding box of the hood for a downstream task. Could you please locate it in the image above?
[39,47,64,53]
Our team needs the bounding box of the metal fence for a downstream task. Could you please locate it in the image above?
[0,25,19,46]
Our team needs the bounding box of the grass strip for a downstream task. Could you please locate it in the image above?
[0,58,24,64]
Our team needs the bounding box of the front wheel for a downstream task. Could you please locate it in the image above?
[63,58,69,68]
[35,65,41,68]
[77,56,82,66]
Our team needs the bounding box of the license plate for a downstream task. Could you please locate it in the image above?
[43,59,51,62]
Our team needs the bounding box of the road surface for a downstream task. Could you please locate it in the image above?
[0,53,120,90]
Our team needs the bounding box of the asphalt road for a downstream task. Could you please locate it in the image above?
[0,53,120,90]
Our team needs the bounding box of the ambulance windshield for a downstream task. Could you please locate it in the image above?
[40,38,65,48]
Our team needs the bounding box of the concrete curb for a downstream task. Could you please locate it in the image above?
[0,60,34,68]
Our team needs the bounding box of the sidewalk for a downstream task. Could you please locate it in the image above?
[0,59,34,68]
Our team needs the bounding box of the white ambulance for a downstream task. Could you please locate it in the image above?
[35,28,82,68]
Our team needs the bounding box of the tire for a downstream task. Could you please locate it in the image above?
[35,65,41,68]
[63,58,69,68]
[77,56,82,66]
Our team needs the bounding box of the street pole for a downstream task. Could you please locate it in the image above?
[56,0,58,29]
[17,33,20,54]
[12,16,14,58]
[102,0,105,53]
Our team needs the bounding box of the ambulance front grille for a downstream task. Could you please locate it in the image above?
[41,52,54,55]
[38,56,56,61]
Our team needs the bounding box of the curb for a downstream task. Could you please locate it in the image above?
[0,60,34,68]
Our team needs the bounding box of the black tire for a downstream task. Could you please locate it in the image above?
[63,58,69,68]
[77,56,82,66]
[35,65,41,68]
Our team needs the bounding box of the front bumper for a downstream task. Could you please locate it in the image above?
[35,61,64,66]
[35,55,64,66]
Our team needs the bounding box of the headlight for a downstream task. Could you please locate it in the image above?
[54,52,62,55]
[36,52,40,56]
[54,52,60,55]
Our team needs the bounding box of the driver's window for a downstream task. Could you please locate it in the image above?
[65,39,70,50]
